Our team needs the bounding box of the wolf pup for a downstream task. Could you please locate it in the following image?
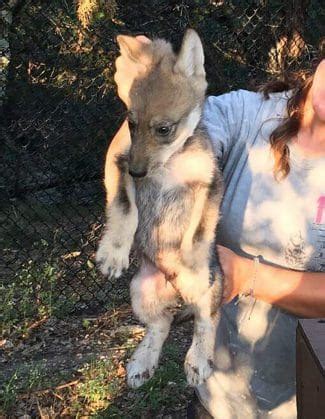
[96,29,223,388]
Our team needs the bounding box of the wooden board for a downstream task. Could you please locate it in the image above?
[296,319,325,419]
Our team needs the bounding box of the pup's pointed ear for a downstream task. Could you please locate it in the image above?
[116,35,151,62]
[174,29,205,78]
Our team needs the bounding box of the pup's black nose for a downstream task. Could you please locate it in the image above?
[128,169,147,178]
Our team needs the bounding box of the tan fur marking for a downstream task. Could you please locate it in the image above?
[181,186,209,263]
[199,199,220,244]
[170,149,214,185]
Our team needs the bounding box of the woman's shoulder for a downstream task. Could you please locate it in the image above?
[203,88,290,133]
[205,88,290,110]
[201,88,292,161]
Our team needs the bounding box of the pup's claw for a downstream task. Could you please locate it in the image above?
[184,347,214,386]
[96,236,130,277]
[126,339,163,388]
[126,358,156,388]
[127,367,155,389]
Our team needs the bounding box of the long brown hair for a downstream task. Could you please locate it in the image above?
[260,71,314,181]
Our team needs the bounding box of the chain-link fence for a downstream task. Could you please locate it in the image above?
[1,0,324,335]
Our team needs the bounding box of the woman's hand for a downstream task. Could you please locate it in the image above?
[217,245,252,304]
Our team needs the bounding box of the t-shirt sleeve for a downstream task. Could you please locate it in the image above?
[202,89,262,165]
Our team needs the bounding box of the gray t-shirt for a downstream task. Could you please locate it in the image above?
[197,89,325,419]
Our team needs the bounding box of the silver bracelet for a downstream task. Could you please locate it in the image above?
[243,255,260,298]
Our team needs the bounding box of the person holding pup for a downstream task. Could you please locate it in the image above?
[113,35,325,419]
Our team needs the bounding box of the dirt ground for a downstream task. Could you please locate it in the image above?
[0,196,196,417]
[0,302,195,418]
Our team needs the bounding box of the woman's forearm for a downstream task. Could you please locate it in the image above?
[218,245,325,318]
[239,256,325,318]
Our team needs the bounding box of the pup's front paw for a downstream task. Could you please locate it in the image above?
[96,235,130,278]
[126,348,158,388]
[184,345,214,386]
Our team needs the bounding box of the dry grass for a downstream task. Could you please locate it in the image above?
[76,0,118,28]
[76,0,98,28]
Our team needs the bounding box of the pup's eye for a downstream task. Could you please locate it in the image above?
[156,126,171,136]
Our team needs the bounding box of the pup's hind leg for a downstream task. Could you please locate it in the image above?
[174,266,223,386]
[127,259,178,388]
[185,278,222,386]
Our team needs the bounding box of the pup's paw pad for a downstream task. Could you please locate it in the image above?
[184,348,214,386]
[126,358,156,388]
[96,239,130,278]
